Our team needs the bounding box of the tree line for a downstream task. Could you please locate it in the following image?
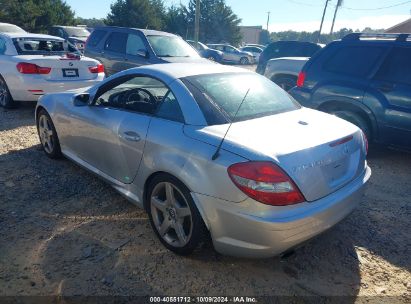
[0,0,384,46]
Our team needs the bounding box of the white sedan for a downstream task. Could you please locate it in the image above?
[0,33,105,108]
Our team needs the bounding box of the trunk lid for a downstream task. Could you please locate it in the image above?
[184,108,366,202]
[14,55,101,81]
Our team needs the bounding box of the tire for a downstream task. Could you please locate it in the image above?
[273,76,297,92]
[240,57,249,65]
[0,76,16,109]
[147,174,208,255]
[331,110,371,141]
[36,109,62,159]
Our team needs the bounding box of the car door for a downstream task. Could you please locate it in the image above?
[125,33,151,68]
[365,46,411,147]
[63,75,169,184]
[102,32,128,75]
[223,46,238,62]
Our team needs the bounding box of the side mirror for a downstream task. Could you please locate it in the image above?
[136,49,148,58]
[73,93,90,106]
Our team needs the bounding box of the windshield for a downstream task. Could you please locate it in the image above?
[64,27,90,37]
[147,35,199,58]
[13,38,78,55]
[184,73,300,124]
[0,24,25,33]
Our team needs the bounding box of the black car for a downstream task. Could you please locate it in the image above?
[49,26,90,52]
[187,40,223,62]
[256,41,322,74]
[84,26,207,76]
[290,33,411,149]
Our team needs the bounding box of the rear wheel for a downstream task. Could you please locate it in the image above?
[147,174,208,255]
[0,76,16,109]
[36,109,62,159]
[273,75,297,92]
[240,57,249,65]
[331,110,371,141]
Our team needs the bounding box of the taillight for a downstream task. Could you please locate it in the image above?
[296,71,306,87]
[227,162,305,206]
[16,63,51,74]
[361,131,368,155]
[89,64,104,73]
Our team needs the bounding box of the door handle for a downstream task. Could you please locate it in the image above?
[122,131,141,142]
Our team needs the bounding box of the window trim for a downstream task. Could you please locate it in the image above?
[92,73,185,123]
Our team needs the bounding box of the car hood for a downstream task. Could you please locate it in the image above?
[184,107,367,202]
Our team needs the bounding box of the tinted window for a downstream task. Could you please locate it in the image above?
[156,91,184,122]
[375,47,411,85]
[88,30,106,47]
[0,38,6,54]
[147,35,198,57]
[126,34,147,56]
[184,73,299,124]
[324,46,383,77]
[104,32,127,53]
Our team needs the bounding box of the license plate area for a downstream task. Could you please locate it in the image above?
[62,68,79,77]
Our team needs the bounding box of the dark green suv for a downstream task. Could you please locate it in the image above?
[290,33,411,149]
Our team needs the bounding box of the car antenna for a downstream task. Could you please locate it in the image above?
[212,88,250,161]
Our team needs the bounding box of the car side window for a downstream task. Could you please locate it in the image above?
[155,91,185,123]
[324,46,384,77]
[126,34,147,56]
[104,32,127,53]
[94,75,179,117]
[0,38,6,54]
[87,30,106,47]
[374,47,411,85]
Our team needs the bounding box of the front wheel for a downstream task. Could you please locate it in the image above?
[240,57,249,65]
[37,110,62,159]
[147,174,208,255]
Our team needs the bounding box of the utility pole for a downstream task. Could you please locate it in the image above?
[330,0,343,34]
[194,0,200,45]
[266,11,270,31]
[318,0,330,42]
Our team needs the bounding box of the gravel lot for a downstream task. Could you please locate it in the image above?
[1,91,410,302]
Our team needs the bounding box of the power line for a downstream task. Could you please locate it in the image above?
[286,0,411,10]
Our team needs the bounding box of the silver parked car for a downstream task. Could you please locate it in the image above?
[36,63,371,258]
[207,44,254,65]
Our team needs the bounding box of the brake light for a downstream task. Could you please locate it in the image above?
[89,64,104,73]
[16,63,51,74]
[227,162,305,206]
[296,71,306,87]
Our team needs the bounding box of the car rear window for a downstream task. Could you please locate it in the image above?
[324,46,384,77]
[183,73,300,124]
[87,30,106,47]
[12,38,75,55]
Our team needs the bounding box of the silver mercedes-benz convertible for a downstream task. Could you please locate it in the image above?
[35,63,371,258]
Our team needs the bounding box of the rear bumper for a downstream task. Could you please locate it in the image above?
[192,165,371,258]
[9,75,104,101]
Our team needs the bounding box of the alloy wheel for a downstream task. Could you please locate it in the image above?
[150,182,193,247]
[38,114,55,154]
